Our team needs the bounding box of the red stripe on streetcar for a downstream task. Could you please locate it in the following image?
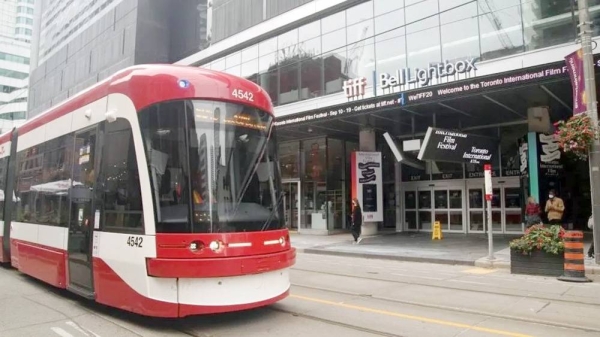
[147,248,296,278]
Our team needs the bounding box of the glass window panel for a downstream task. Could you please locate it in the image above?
[402,162,429,181]
[450,211,463,231]
[440,0,472,12]
[431,162,464,180]
[479,3,524,60]
[491,188,501,208]
[469,189,483,208]
[279,142,300,179]
[278,29,298,51]
[225,51,241,68]
[505,188,522,209]
[419,211,432,230]
[241,59,259,81]
[405,191,416,209]
[449,190,462,209]
[348,19,374,44]
[299,20,321,41]
[376,29,407,80]
[100,119,144,232]
[470,211,484,231]
[225,65,241,76]
[435,190,448,209]
[323,47,348,95]
[500,123,527,176]
[419,190,431,209]
[300,54,323,99]
[322,28,347,53]
[211,58,225,71]
[259,36,278,56]
[322,11,346,34]
[405,0,439,22]
[505,210,523,232]
[435,212,448,226]
[242,45,259,62]
[347,37,376,87]
[259,69,278,106]
[406,16,441,70]
[299,36,321,57]
[406,210,417,229]
[375,0,404,17]
[375,8,405,36]
[441,3,481,62]
[258,52,278,73]
[347,1,374,26]
[279,62,300,105]
[492,211,502,231]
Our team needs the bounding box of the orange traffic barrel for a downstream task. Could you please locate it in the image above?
[558,231,591,283]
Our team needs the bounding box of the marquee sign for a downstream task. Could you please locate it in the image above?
[417,127,499,164]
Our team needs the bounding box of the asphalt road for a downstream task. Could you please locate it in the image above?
[1,254,600,337]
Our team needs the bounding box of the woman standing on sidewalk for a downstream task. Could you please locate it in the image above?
[351,198,363,244]
[525,196,542,228]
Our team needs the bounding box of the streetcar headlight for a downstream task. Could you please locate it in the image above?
[209,240,221,252]
[279,236,286,247]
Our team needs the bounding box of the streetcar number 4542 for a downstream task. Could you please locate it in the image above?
[126,236,143,248]
[231,89,254,102]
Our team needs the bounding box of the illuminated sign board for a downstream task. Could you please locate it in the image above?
[379,58,477,90]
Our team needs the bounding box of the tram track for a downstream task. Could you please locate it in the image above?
[291,266,600,307]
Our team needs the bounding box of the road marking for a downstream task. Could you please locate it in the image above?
[66,321,101,337]
[51,327,74,337]
[462,268,498,275]
[290,294,533,337]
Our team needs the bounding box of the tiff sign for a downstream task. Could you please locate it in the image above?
[343,77,367,99]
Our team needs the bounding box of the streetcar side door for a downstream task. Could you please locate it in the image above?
[67,127,98,298]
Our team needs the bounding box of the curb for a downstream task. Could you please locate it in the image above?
[302,248,476,266]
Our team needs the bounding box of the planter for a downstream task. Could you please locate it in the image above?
[510,248,564,277]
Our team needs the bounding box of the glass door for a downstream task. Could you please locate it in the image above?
[67,127,98,296]
[468,188,485,232]
[418,189,433,231]
[282,180,300,230]
[467,178,524,234]
[404,190,417,231]
[504,185,524,233]
[434,188,465,232]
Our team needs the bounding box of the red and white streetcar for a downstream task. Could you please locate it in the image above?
[0,64,295,317]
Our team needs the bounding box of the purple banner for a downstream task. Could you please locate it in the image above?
[565,49,587,115]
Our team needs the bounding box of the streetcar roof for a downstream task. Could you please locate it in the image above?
[1,64,273,143]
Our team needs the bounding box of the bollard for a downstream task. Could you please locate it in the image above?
[558,231,591,282]
[432,221,442,240]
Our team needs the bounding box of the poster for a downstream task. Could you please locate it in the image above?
[351,152,383,222]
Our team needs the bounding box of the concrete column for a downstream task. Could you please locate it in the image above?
[359,127,378,236]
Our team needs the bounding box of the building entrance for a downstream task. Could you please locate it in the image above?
[403,181,466,233]
[403,177,523,234]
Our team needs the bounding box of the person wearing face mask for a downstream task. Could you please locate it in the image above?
[545,189,565,225]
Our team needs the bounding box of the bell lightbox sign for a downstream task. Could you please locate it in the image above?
[417,127,499,164]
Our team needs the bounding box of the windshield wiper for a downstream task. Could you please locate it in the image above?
[261,192,284,231]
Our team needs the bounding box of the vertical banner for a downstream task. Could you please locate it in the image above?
[351,151,383,222]
[565,49,587,115]
[484,164,493,201]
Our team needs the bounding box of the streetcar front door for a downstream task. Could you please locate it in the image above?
[67,128,97,297]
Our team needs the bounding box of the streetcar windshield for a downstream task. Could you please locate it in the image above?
[139,100,284,233]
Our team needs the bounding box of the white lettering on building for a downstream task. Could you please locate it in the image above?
[342,77,367,99]
[379,58,477,90]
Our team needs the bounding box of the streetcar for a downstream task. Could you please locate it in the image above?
[0,64,295,317]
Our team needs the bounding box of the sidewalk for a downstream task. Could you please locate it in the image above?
[291,231,600,274]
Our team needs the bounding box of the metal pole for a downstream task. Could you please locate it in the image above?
[487,199,494,260]
[577,0,600,264]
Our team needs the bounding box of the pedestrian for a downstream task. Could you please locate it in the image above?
[545,189,565,226]
[588,215,594,259]
[351,198,363,244]
[525,196,542,228]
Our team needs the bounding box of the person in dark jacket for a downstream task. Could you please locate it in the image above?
[351,198,363,244]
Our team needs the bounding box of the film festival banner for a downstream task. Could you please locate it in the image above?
[565,49,587,115]
[418,127,499,164]
[350,151,383,222]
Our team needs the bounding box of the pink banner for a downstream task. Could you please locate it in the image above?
[565,49,587,115]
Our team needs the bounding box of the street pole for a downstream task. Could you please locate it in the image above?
[577,0,600,264]
[485,164,494,260]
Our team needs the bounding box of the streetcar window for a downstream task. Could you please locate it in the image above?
[0,156,8,219]
[97,118,144,232]
[139,99,285,233]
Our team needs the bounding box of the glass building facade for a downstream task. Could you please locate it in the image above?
[192,0,596,234]
[201,0,600,108]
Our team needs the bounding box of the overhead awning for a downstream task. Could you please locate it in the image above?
[383,133,425,170]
